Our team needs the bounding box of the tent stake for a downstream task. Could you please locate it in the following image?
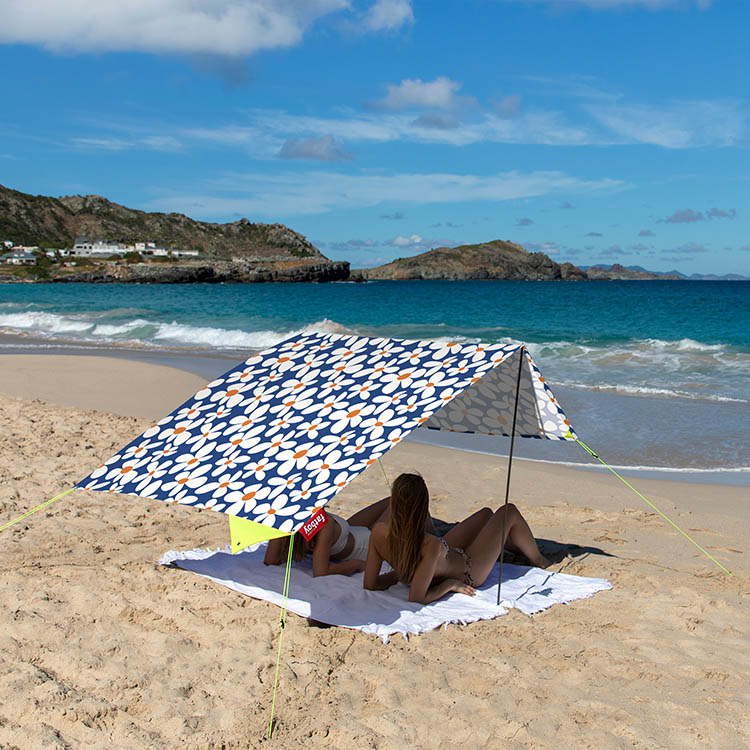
[497,346,525,606]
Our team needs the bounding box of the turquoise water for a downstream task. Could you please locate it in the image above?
[1,280,749,476]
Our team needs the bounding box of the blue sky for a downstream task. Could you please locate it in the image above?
[1,0,748,274]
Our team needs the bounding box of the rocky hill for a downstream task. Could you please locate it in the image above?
[583,264,683,280]
[356,240,587,281]
[0,184,323,260]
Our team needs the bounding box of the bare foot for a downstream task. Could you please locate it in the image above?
[531,554,551,569]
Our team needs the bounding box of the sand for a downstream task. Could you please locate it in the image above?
[1,354,748,749]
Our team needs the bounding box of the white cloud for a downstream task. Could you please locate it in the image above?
[362,0,413,31]
[0,0,350,55]
[585,99,746,148]
[191,107,597,149]
[71,135,181,151]
[278,135,352,161]
[374,77,466,111]
[391,234,423,247]
[147,168,623,217]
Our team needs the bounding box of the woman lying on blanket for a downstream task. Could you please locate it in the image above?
[363,473,549,604]
[264,497,393,577]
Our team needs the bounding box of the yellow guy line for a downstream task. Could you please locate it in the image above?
[0,487,76,533]
[377,458,390,491]
[575,438,732,577]
[267,531,295,739]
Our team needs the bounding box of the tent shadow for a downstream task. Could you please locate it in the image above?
[535,537,614,565]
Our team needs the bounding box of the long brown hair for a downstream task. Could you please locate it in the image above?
[279,533,311,563]
[387,473,429,584]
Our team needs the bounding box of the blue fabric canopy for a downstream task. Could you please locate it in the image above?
[78,331,574,535]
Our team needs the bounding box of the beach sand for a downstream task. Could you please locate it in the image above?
[1,355,747,749]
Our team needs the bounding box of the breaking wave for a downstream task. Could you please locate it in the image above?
[0,306,747,403]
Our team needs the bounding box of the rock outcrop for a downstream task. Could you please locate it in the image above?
[357,240,587,281]
[54,259,350,284]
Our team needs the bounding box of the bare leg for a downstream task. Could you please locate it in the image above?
[443,507,493,550]
[347,497,390,529]
[465,504,548,586]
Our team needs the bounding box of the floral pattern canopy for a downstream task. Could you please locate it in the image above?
[78,332,575,535]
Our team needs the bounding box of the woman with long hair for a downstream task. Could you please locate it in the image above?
[264,497,391,577]
[364,473,549,604]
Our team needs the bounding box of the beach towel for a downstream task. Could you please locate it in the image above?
[159,543,612,642]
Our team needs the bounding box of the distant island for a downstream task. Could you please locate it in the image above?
[1,184,746,282]
[354,240,587,281]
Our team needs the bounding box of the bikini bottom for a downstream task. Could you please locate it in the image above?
[454,547,475,587]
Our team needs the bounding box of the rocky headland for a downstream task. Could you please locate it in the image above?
[0,184,348,283]
[355,240,588,281]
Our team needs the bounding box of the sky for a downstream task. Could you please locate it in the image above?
[1,0,748,275]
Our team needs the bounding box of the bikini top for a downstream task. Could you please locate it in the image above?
[328,513,350,555]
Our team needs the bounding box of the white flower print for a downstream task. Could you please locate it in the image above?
[318,430,355,455]
[185,423,227,452]
[251,430,297,459]
[210,449,252,476]
[327,401,375,434]
[252,496,301,526]
[358,408,406,440]
[302,395,349,418]
[215,424,264,455]
[268,386,317,417]
[275,370,321,401]
[295,418,329,440]
[378,366,425,395]
[104,456,149,484]
[306,449,354,484]
[411,370,460,399]
[264,415,304,438]
[429,340,463,362]
[225,365,262,385]
[198,497,227,513]
[133,458,173,494]
[289,478,316,505]
[161,463,212,494]
[158,418,201,446]
[195,470,245,498]
[170,442,217,474]
[241,458,277,482]
[342,435,369,458]
[366,426,410,455]
[224,483,271,516]
[268,472,302,498]
[317,469,356,499]
[275,441,323,476]
[121,439,158,461]
[223,404,270,436]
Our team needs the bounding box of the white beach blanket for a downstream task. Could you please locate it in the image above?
[159,544,612,642]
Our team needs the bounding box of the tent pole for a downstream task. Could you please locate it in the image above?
[497,346,525,606]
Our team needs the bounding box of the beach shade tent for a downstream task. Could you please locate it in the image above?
[77,331,576,551]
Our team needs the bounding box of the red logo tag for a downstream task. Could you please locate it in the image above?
[299,509,328,540]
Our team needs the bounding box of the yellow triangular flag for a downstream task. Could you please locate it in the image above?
[229,515,290,555]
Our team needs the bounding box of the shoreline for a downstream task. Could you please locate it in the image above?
[1,344,748,486]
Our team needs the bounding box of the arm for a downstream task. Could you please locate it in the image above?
[363,525,397,591]
[310,522,365,576]
[408,536,476,604]
[264,538,283,566]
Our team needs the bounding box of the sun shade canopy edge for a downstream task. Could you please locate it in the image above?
[77,331,575,536]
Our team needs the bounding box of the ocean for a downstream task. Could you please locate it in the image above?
[1,280,748,484]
